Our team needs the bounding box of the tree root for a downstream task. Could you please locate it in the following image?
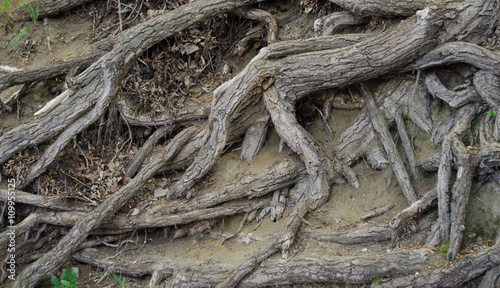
[216,195,310,288]
[3,0,500,286]
[13,125,198,287]
[327,0,429,17]
[361,203,396,221]
[302,225,392,244]
[10,0,97,22]
[20,62,117,188]
[39,197,271,231]
[314,11,368,36]
[0,189,93,212]
[433,104,477,245]
[424,73,482,108]
[361,84,417,203]
[411,42,500,75]
[264,86,335,209]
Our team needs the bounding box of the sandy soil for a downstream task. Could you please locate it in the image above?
[0,1,499,287]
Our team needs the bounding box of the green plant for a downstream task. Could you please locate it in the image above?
[51,267,80,288]
[109,271,126,288]
[372,277,390,284]
[487,109,497,117]
[9,26,31,48]
[436,240,450,254]
[0,0,11,17]
[108,272,145,288]
[21,0,40,23]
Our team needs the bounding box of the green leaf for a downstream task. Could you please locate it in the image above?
[487,109,497,117]
[9,26,31,48]
[51,275,62,288]
[109,271,126,287]
[63,267,79,285]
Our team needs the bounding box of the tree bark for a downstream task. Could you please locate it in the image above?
[10,0,97,22]
[361,84,417,204]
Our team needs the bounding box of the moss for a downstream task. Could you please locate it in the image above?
[436,240,450,254]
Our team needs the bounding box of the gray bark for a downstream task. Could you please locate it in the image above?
[361,84,417,204]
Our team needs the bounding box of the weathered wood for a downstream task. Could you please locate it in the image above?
[430,111,457,145]
[361,203,395,220]
[74,244,500,287]
[336,109,377,166]
[14,124,199,287]
[10,0,97,22]
[266,34,367,59]
[434,104,477,243]
[232,7,278,44]
[20,62,117,188]
[0,189,92,212]
[153,153,307,215]
[424,221,441,248]
[480,113,496,145]
[447,137,474,261]
[171,5,451,199]
[382,246,500,287]
[240,116,270,162]
[361,84,417,204]
[424,73,482,108]
[314,11,368,36]
[117,97,210,127]
[394,112,420,180]
[411,42,500,75]
[36,197,270,231]
[0,53,102,92]
[230,7,290,56]
[0,213,40,247]
[125,126,173,177]
[327,0,429,17]
[336,78,431,169]
[302,225,392,244]
[417,153,440,172]
[264,86,335,209]
[216,195,310,288]
[478,265,500,288]
[0,0,261,171]
[473,69,500,108]
[366,141,390,170]
[390,189,437,230]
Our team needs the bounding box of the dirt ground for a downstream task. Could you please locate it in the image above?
[0,0,499,287]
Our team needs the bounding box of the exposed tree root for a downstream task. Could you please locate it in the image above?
[38,197,271,231]
[20,62,117,188]
[302,225,392,244]
[216,195,310,288]
[424,73,482,108]
[361,202,395,221]
[433,104,477,246]
[10,0,97,22]
[361,84,417,203]
[14,125,198,287]
[73,242,500,287]
[327,0,429,17]
[2,0,500,286]
[411,42,500,74]
[264,86,335,209]
[390,189,437,230]
[382,245,500,287]
[0,189,93,212]
[314,11,368,36]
